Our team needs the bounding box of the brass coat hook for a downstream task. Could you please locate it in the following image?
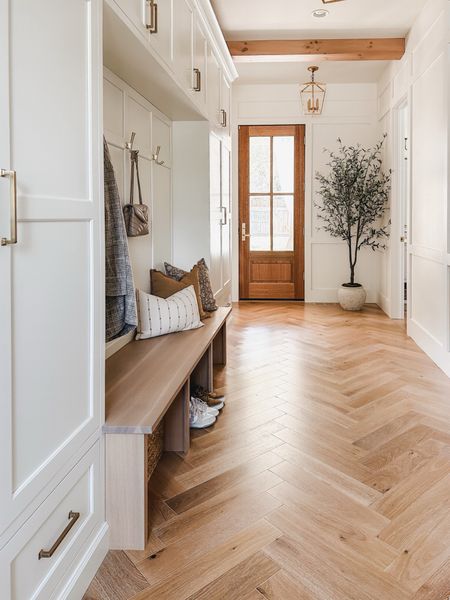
[126,132,136,152]
[151,146,165,166]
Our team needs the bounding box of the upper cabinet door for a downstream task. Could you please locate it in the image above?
[207,46,222,131]
[220,73,231,138]
[172,0,194,93]
[146,0,172,66]
[0,0,103,539]
[113,0,148,41]
[192,17,207,111]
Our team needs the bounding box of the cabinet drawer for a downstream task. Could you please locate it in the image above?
[0,442,102,600]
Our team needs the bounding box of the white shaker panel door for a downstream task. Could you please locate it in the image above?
[209,133,222,295]
[221,144,231,292]
[172,0,194,93]
[0,0,103,540]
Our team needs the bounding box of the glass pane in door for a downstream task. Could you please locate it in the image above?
[273,136,294,193]
[250,196,271,251]
[250,137,270,193]
[273,195,294,251]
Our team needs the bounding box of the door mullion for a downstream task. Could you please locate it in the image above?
[270,136,273,252]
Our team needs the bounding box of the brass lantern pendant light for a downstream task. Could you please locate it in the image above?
[300,66,326,115]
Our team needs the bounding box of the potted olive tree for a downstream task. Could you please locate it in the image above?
[315,137,391,311]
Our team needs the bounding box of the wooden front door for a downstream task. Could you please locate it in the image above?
[239,125,305,300]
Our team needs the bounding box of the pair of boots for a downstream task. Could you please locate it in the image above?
[189,386,225,429]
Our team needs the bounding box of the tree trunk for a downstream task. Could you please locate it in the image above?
[348,239,354,284]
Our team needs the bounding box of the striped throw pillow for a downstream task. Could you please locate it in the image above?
[136,285,204,340]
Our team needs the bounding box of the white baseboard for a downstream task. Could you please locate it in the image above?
[377,293,392,317]
[409,319,450,378]
[60,522,109,600]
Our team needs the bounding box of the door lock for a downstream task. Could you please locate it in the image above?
[241,222,250,242]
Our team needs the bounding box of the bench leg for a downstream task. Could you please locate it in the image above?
[164,382,190,453]
[106,433,147,550]
[213,321,227,366]
[191,343,214,392]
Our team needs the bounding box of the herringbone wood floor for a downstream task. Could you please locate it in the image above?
[85,302,450,600]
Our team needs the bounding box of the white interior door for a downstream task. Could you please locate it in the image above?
[0,0,103,540]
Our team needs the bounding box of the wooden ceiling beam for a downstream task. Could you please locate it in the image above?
[227,38,405,61]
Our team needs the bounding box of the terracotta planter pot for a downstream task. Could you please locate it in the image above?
[338,284,366,311]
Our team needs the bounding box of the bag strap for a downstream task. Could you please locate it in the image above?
[129,150,144,205]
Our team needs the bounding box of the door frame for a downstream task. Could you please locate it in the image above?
[238,124,306,300]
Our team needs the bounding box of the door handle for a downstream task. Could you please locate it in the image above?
[220,206,227,226]
[145,0,158,33]
[1,169,17,247]
[241,222,250,242]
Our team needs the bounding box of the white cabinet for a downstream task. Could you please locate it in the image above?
[146,0,172,66]
[192,18,208,111]
[209,133,222,295]
[173,0,194,93]
[209,133,232,301]
[0,443,103,600]
[221,143,232,291]
[0,0,105,590]
[207,47,222,131]
[220,73,231,138]
[113,0,147,40]
[112,0,172,65]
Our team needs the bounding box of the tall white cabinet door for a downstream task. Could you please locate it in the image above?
[192,18,207,110]
[221,144,231,292]
[209,133,222,295]
[207,47,222,131]
[173,0,194,93]
[0,0,103,539]
[220,74,231,138]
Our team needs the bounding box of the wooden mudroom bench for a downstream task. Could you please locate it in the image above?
[104,306,231,550]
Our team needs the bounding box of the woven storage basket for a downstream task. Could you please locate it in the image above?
[146,420,164,480]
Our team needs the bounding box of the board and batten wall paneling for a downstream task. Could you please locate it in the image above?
[377,0,450,377]
[231,82,380,303]
[103,68,173,357]
[103,68,173,290]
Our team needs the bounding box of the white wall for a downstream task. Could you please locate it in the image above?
[172,121,211,270]
[377,0,450,377]
[103,68,173,291]
[103,69,173,357]
[231,82,381,302]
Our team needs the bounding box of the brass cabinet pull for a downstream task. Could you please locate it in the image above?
[220,109,227,128]
[1,169,17,247]
[38,511,80,560]
[193,68,201,92]
[145,0,158,33]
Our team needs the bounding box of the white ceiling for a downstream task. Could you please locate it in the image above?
[211,0,428,39]
[211,0,428,84]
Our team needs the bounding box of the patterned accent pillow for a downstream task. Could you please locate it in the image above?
[165,259,218,312]
[136,285,203,340]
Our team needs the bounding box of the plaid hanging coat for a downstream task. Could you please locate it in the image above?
[104,138,137,341]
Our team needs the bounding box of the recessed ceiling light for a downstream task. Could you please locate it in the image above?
[312,9,329,18]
